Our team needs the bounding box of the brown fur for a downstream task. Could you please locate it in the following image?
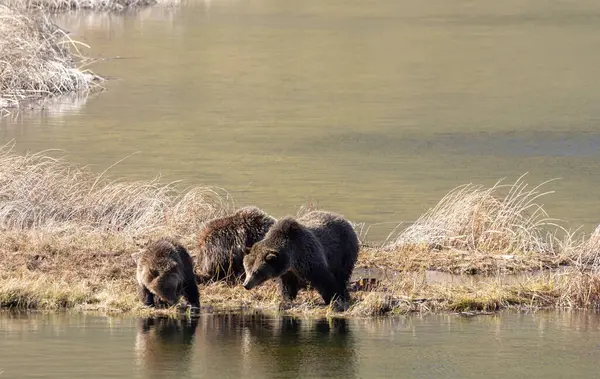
[196,206,276,283]
[135,238,200,309]
[242,211,359,310]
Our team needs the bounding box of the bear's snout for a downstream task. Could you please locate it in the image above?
[242,277,255,290]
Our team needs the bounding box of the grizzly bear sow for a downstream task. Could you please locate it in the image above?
[242,210,359,308]
[134,238,200,309]
[196,206,276,283]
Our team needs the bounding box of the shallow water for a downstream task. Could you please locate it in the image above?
[1,311,600,378]
[3,0,600,240]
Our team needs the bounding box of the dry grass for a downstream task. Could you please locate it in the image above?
[358,244,570,275]
[346,269,600,317]
[0,147,232,312]
[388,175,559,253]
[372,175,576,274]
[0,6,99,115]
[0,144,232,240]
[0,0,174,12]
[3,244,600,317]
[0,149,599,317]
[570,224,600,272]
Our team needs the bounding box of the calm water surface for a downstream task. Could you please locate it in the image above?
[2,0,600,240]
[1,311,600,378]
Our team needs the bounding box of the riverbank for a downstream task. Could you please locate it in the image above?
[0,5,100,115]
[2,248,598,317]
[0,148,598,317]
[0,0,169,12]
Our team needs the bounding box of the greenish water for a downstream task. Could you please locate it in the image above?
[2,0,600,240]
[1,311,600,378]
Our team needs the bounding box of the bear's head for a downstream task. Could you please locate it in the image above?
[242,242,291,290]
[243,216,302,290]
[138,240,185,306]
[241,217,300,290]
[146,267,183,306]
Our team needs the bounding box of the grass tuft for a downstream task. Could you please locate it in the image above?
[0,5,99,114]
[0,276,94,309]
[374,175,573,274]
[0,0,175,12]
[388,175,559,253]
[0,144,233,239]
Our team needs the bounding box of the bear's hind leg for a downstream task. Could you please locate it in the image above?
[307,266,348,306]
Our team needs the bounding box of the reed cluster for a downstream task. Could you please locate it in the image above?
[0,5,98,115]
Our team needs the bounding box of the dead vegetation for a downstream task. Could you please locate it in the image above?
[0,144,232,238]
[0,5,99,115]
[2,241,600,317]
[0,0,172,12]
[368,175,577,275]
[0,149,599,317]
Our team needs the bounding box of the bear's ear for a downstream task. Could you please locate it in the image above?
[243,246,252,256]
[282,218,301,234]
[265,253,277,262]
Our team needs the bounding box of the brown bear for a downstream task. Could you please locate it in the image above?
[134,238,200,309]
[196,206,276,283]
[242,210,359,310]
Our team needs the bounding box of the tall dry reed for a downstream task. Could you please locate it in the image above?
[1,0,177,12]
[387,175,567,256]
[568,224,600,272]
[0,5,98,114]
[0,144,233,240]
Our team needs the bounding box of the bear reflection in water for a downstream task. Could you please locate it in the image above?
[135,313,357,378]
[242,315,357,378]
[134,316,199,378]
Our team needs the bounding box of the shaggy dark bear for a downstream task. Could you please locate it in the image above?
[196,206,276,283]
[242,210,359,309]
[134,238,200,309]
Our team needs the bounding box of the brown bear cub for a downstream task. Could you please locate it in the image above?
[196,206,276,283]
[242,210,359,310]
[135,238,200,310]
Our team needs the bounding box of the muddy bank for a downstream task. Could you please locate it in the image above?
[0,226,596,318]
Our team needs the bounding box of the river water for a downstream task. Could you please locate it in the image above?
[2,0,600,240]
[2,3,600,376]
[1,310,599,378]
